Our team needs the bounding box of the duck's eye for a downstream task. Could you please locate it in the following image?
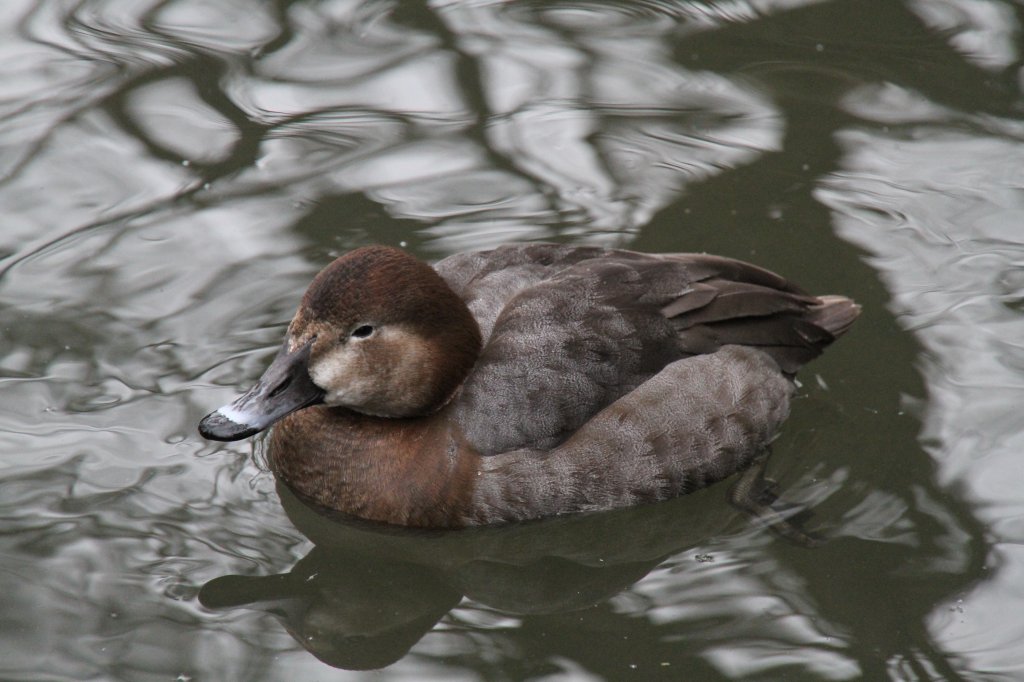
[351,325,374,339]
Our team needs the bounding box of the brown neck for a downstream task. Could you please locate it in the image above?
[405,267,482,414]
[267,405,480,527]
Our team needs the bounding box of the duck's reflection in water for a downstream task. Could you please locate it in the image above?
[200,477,770,670]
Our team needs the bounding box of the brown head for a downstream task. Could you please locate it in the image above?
[199,246,482,440]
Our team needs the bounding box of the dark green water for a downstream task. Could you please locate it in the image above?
[1,1,1021,679]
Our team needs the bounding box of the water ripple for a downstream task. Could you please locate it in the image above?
[0,0,1016,679]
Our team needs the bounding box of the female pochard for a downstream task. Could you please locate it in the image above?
[199,243,859,528]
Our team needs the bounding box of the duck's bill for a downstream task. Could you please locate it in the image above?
[198,338,324,442]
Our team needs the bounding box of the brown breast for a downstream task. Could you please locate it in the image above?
[267,405,480,527]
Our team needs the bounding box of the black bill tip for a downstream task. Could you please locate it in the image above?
[198,410,261,442]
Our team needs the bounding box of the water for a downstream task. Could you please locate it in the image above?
[0,0,1021,679]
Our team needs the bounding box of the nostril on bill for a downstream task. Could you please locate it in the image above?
[267,376,292,399]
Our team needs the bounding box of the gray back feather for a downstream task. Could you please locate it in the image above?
[434,244,854,456]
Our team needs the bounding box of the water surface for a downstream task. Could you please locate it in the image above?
[1,0,1022,679]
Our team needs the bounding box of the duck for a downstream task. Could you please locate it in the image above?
[199,242,859,528]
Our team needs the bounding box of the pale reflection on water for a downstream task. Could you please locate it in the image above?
[0,0,1021,680]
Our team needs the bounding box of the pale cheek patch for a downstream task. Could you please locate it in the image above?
[310,346,375,406]
[306,327,441,415]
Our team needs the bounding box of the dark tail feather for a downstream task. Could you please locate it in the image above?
[809,295,861,339]
[670,293,861,375]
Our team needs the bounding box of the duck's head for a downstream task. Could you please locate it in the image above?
[199,246,482,441]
